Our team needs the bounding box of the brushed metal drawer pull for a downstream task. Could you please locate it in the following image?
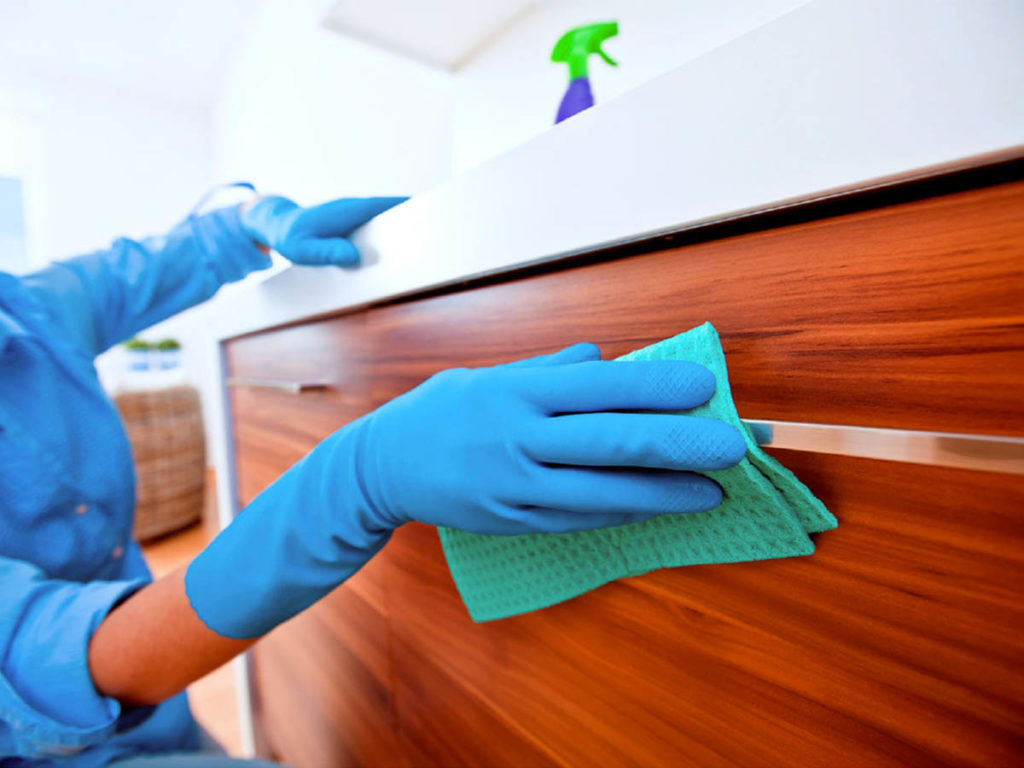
[226,377,332,395]
[747,420,1024,476]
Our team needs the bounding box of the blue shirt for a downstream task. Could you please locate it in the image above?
[0,206,270,766]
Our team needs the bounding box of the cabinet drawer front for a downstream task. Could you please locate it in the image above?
[370,180,1024,437]
[249,553,395,768]
[227,314,370,390]
[232,178,1024,767]
[226,312,395,766]
[374,454,1024,767]
[227,314,371,505]
[361,180,1024,765]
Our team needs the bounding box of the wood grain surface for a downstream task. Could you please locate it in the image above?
[248,553,398,768]
[368,180,1024,435]
[226,179,1024,766]
[228,314,401,767]
[380,451,1024,767]
[228,314,371,505]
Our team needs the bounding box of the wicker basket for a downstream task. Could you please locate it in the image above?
[115,386,206,541]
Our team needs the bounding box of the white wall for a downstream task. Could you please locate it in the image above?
[452,0,813,172]
[0,67,218,414]
[0,71,212,269]
[201,0,459,475]
[213,0,456,202]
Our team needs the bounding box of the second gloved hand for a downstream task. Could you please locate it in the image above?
[185,343,746,639]
[239,195,406,266]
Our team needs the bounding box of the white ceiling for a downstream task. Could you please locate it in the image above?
[0,0,255,108]
[321,0,543,71]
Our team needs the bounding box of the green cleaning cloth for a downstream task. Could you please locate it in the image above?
[439,323,838,622]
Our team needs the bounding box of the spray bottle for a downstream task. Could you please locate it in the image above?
[551,21,619,123]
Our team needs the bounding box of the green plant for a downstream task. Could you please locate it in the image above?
[123,337,151,351]
[156,338,181,351]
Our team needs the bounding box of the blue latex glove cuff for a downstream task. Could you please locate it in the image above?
[186,421,391,639]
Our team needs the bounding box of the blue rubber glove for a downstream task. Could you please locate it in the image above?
[186,343,746,638]
[239,195,406,266]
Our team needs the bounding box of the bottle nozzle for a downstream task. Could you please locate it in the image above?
[551,21,619,81]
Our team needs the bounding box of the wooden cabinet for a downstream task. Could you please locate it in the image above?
[225,176,1024,767]
[227,315,396,766]
[228,315,372,505]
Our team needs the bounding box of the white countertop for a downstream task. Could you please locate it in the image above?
[213,0,1024,343]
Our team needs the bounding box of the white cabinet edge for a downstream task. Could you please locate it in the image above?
[213,0,1024,342]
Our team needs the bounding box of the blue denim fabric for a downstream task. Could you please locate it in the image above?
[0,206,270,766]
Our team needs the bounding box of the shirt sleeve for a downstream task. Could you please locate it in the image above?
[0,555,150,758]
[19,205,272,357]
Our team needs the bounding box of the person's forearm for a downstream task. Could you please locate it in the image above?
[87,566,253,706]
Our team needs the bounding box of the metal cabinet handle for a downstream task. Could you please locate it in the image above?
[746,419,1024,476]
[226,377,332,395]
[224,380,1023,473]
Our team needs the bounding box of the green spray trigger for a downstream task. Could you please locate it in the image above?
[551,21,619,80]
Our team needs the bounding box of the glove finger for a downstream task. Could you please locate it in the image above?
[484,507,657,535]
[519,466,723,516]
[519,359,716,414]
[522,413,746,471]
[285,238,361,266]
[494,342,601,370]
[303,196,408,236]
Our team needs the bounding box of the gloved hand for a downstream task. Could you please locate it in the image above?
[186,343,746,638]
[239,195,406,266]
[360,342,746,533]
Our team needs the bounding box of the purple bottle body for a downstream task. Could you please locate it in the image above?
[555,77,594,123]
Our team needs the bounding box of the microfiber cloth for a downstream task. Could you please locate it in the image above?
[439,323,838,622]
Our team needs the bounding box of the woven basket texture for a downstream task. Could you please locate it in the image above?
[115,386,206,541]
